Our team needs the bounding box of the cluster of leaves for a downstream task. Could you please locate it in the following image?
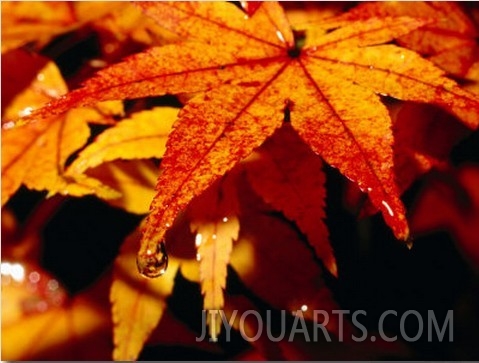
[2,1,479,360]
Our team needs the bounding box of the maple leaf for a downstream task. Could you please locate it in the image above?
[110,227,179,361]
[11,2,479,271]
[392,103,471,193]
[1,52,123,205]
[230,175,345,333]
[1,256,112,360]
[90,3,180,62]
[244,124,336,276]
[1,2,124,54]
[84,160,158,215]
[411,165,479,270]
[187,173,240,341]
[67,107,177,175]
[344,102,472,218]
[341,1,479,76]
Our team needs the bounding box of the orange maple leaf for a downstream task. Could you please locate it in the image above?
[340,1,478,76]
[10,2,479,275]
[1,2,124,54]
[1,51,123,205]
[244,124,336,277]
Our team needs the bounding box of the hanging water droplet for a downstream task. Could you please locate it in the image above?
[406,236,414,250]
[195,233,203,247]
[137,241,168,278]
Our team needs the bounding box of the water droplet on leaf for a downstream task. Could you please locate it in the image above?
[381,200,394,217]
[406,236,414,250]
[137,241,168,278]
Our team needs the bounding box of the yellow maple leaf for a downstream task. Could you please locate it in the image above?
[67,107,177,175]
[188,173,240,341]
[110,227,179,361]
[1,53,123,205]
[85,160,158,215]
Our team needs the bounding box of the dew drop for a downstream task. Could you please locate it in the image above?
[2,121,15,130]
[137,241,168,278]
[47,279,59,291]
[195,233,203,247]
[381,200,394,217]
[406,236,414,250]
[29,271,40,284]
[19,107,33,117]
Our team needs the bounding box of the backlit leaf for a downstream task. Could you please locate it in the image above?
[92,3,179,61]
[1,262,112,360]
[188,173,240,341]
[110,227,179,361]
[1,2,123,53]
[1,2,75,53]
[231,176,343,330]
[342,1,478,76]
[85,160,158,215]
[67,107,177,175]
[244,124,336,276]
[10,2,479,260]
[411,165,479,270]
[1,54,122,205]
[392,103,470,193]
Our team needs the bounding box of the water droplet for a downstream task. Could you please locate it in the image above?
[29,271,40,284]
[276,30,285,43]
[137,241,168,278]
[301,304,308,312]
[89,59,107,68]
[0,262,25,282]
[406,236,414,250]
[47,279,59,291]
[381,200,394,217]
[195,233,203,247]
[212,234,217,240]
[222,217,228,223]
[196,253,201,261]
[19,107,33,117]
[2,121,15,130]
